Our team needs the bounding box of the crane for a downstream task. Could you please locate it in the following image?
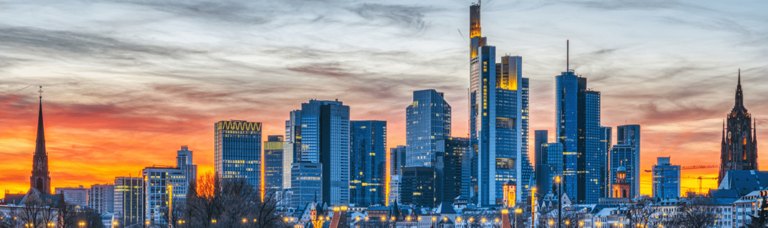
[644,164,719,194]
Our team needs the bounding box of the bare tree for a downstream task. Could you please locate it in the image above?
[624,198,659,228]
[15,193,57,228]
[664,197,716,228]
[181,172,288,228]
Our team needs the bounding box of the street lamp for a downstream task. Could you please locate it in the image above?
[515,208,523,228]
[555,175,562,228]
[531,187,537,228]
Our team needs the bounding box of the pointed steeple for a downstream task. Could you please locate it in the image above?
[734,69,745,112]
[30,85,50,195]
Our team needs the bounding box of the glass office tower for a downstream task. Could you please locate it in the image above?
[405,89,451,168]
[652,157,680,199]
[555,70,602,204]
[214,120,262,191]
[264,135,284,196]
[350,120,387,206]
[617,124,641,198]
[287,99,350,206]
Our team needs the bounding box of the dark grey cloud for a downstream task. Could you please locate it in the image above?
[116,0,270,25]
[0,26,199,62]
[350,3,434,31]
[555,0,703,11]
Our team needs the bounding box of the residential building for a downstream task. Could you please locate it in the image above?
[55,186,88,208]
[114,177,144,227]
[89,184,114,215]
[142,166,186,226]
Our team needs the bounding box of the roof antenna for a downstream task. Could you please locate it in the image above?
[566,40,570,72]
[38,85,43,100]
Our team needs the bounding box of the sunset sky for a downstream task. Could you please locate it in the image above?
[1,0,768,198]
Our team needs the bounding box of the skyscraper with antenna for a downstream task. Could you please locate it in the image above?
[468,1,534,207]
[555,41,603,204]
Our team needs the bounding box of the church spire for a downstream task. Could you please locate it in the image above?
[733,69,746,113]
[31,85,51,195]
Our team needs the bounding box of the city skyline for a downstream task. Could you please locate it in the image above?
[2,0,768,199]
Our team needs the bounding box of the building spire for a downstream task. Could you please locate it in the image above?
[734,69,745,112]
[31,85,50,195]
[566,39,570,72]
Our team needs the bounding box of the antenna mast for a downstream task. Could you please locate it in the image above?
[566,40,570,72]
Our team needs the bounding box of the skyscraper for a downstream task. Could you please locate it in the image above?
[599,126,612,198]
[264,135,284,196]
[30,86,51,195]
[616,124,640,197]
[534,130,549,196]
[176,145,197,195]
[468,3,533,206]
[400,167,436,207]
[214,120,262,190]
[389,145,406,204]
[555,43,602,204]
[350,120,387,206]
[114,177,144,227]
[405,89,451,168]
[720,71,758,183]
[545,142,564,194]
[283,110,302,189]
[436,137,468,206]
[288,99,350,207]
[290,162,322,209]
[652,157,680,200]
[89,184,114,215]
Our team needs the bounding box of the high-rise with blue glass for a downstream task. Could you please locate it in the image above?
[599,127,612,198]
[652,157,680,200]
[264,135,284,196]
[616,124,640,198]
[468,2,533,206]
[287,99,350,207]
[350,120,387,206]
[215,120,262,190]
[406,89,451,168]
[555,44,602,204]
[534,130,549,196]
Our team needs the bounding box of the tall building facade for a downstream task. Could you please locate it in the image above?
[290,163,322,209]
[31,89,51,195]
[350,120,387,206]
[720,72,758,183]
[142,166,187,226]
[214,120,262,190]
[114,177,144,227]
[555,68,602,204]
[389,145,406,204]
[436,137,468,206]
[287,100,350,207]
[616,124,640,198]
[468,2,533,206]
[652,157,680,200]
[599,126,612,198]
[176,145,197,196]
[405,89,451,167]
[89,184,114,215]
[55,186,88,207]
[534,130,549,196]
[400,167,436,207]
[264,135,284,196]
